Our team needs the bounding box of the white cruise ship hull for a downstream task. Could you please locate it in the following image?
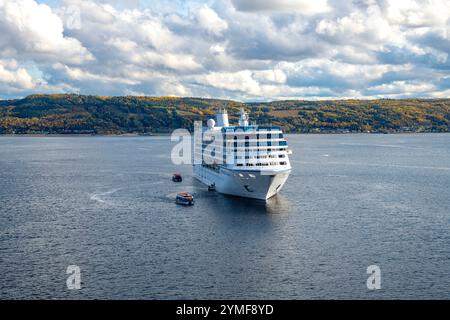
[194,165,290,200]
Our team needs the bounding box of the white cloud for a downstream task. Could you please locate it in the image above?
[231,0,331,15]
[196,5,228,36]
[0,0,449,100]
[198,70,260,95]
[142,52,202,71]
[278,58,412,90]
[54,63,139,85]
[138,19,181,50]
[157,81,191,96]
[0,60,35,90]
[315,5,404,49]
[253,69,287,84]
[0,0,93,64]
[105,38,201,71]
[367,80,436,95]
[384,0,450,27]
[105,37,138,52]
[196,68,288,98]
[62,0,115,25]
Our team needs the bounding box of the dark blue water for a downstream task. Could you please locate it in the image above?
[1,134,450,299]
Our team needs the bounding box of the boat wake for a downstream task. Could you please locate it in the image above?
[90,189,120,204]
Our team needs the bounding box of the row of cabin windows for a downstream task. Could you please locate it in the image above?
[227,148,287,153]
[205,143,286,149]
[236,161,287,167]
[198,152,285,158]
[235,154,285,160]
[230,136,286,147]
[204,151,285,160]
[226,133,284,140]
[233,141,287,147]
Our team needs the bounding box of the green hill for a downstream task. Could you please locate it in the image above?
[0,94,449,134]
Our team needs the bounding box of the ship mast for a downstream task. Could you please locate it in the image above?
[238,108,249,126]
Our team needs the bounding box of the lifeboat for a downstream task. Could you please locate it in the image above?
[172,173,182,182]
[176,192,194,205]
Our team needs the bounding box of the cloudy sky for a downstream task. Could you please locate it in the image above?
[0,0,449,101]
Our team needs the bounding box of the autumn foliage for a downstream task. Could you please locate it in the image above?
[0,94,449,134]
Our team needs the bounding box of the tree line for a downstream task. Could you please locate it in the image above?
[0,94,449,134]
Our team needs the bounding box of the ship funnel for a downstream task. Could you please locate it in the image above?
[216,109,229,127]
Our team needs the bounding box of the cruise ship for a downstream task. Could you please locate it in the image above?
[193,109,292,200]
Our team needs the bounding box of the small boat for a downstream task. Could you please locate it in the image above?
[208,183,216,192]
[176,192,194,205]
[172,173,182,182]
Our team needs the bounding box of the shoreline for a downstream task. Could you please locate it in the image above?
[0,133,170,137]
[0,132,448,137]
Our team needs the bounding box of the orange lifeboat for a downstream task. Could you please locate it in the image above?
[176,192,194,205]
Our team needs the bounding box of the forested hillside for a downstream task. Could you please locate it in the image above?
[0,94,449,134]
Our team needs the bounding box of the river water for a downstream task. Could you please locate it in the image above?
[0,134,449,299]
